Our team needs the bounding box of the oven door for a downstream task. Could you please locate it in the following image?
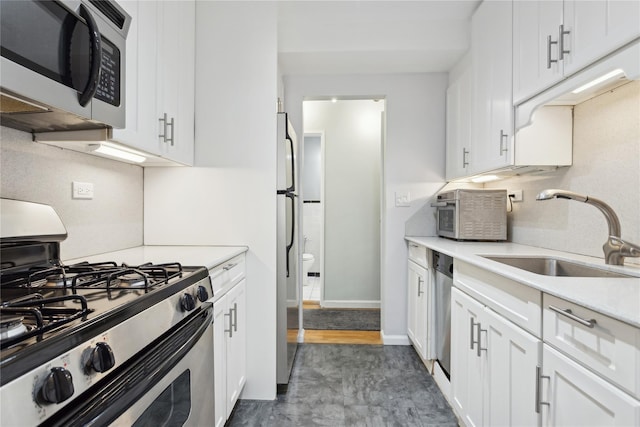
[47,304,214,427]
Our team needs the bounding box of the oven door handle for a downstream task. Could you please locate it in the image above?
[46,305,213,427]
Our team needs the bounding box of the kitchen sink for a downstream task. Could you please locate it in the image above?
[481,256,637,278]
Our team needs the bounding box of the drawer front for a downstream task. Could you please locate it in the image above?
[454,261,542,337]
[210,254,246,296]
[543,293,640,399]
[408,243,428,268]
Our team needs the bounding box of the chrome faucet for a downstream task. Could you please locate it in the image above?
[536,189,640,265]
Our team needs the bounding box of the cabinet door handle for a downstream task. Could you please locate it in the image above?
[476,321,487,357]
[549,305,596,328]
[224,310,233,338]
[547,35,559,69]
[232,302,238,332]
[499,130,509,155]
[470,318,477,350]
[166,117,175,146]
[462,148,469,168]
[223,262,238,271]
[417,277,424,296]
[558,24,571,60]
[535,365,550,413]
[159,113,168,142]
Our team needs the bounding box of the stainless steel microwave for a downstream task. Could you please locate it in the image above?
[0,0,130,133]
[434,189,507,241]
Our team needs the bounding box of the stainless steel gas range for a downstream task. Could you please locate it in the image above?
[0,198,215,426]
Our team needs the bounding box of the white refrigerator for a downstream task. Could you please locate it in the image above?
[276,112,300,388]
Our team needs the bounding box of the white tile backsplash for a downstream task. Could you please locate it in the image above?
[487,80,640,265]
[0,126,144,259]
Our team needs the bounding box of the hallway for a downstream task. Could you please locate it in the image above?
[227,344,458,426]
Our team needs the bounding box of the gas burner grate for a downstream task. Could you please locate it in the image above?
[0,294,92,349]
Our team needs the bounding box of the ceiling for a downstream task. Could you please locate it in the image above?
[277,0,481,75]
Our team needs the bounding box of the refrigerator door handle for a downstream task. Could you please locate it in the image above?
[285,192,295,278]
[286,135,296,193]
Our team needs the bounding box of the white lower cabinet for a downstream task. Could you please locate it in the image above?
[451,287,541,427]
[540,344,640,426]
[407,258,431,360]
[212,264,246,427]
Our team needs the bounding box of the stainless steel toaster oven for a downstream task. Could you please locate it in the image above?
[434,189,507,241]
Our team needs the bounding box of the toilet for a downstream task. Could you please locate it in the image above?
[302,253,315,286]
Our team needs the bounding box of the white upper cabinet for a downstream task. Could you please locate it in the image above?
[470,0,513,175]
[563,0,640,76]
[445,57,472,181]
[112,1,195,166]
[513,0,640,105]
[512,0,564,104]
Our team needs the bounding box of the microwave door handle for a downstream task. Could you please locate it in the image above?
[78,4,102,107]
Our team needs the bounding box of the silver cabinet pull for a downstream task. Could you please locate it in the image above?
[462,148,469,168]
[499,130,509,155]
[470,318,478,351]
[224,310,233,338]
[167,117,175,146]
[476,321,487,357]
[535,366,550,413]
[223,262,238,271]
[549,305,596,328]
[159,112,168,142]
[547,35,559,69]
[418,277,424,296]
[232,302,238,332]
[559,24,571,60]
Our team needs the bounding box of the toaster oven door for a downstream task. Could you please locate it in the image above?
[437,205,457,239]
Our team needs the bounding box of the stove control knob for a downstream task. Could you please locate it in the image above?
[196,285,209,302]
[181,293,196,311]
[40,367,74,404]
[88,342,116,373]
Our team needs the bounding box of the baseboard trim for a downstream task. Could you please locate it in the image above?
[381,331,411,346]
[321,300,380,309]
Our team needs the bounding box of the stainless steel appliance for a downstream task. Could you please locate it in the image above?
[433,251,454,379]
[434,188,507,241]
[0,0,131,132]
[0,198,214,426]
[276,112,300,388]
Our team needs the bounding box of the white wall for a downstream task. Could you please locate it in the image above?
[0,126,143,259]
[284,73,448,343]
[487,80,640,265]
[144,1,278,400]
[304,100,383,305]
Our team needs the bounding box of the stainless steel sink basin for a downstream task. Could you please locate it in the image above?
[481,256,637,278]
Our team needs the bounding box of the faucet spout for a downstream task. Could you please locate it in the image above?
[535,189,621,237]
[535,189,637,266]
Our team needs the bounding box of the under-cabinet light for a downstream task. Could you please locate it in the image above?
[571,69,625,94]
[89,144,146,163]
[471,175,500,183]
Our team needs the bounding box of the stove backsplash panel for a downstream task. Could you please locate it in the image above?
[0,126,143,259]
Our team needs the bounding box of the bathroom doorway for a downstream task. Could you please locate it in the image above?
[301,98,384,330]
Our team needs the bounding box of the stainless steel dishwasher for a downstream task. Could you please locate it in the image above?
[433,251,454,379]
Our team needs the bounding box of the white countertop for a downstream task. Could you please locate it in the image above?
[405,236,640,328]
[65,245,248,271]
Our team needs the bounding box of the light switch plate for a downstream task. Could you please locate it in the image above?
[72,181,94,199]
[395,191,411,207]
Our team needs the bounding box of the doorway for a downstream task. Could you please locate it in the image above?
[301,98,384,332]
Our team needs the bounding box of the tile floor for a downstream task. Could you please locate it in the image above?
[227,344,459,427]
[302,276,321,301]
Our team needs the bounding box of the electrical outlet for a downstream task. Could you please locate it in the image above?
[395,191,411,207]
[508,189,523,202]
[72,181,94,199]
